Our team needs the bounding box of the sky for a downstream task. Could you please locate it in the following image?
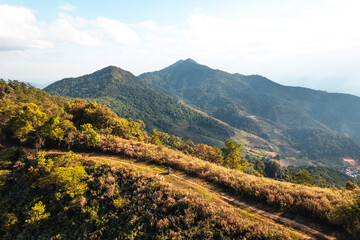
[1,0,360,95]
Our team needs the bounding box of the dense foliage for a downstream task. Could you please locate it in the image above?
[248,158,360,188]
[288,165,360,188]
[44,66,234,146]
[287,128,360,161]
[0,148,295,239]
[0,80,148,150]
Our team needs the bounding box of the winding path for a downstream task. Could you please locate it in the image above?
[85,154,337,240]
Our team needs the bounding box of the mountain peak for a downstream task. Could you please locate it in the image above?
[162,58,200,71]
[101,65,119,70]
[175,58,198,64]
[86,65,136,81]
[44,65,139,99]
[183,58,197,64]
[96,65,126,74]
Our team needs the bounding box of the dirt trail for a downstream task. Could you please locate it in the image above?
[169,173,336,240]
[84,154,337,240]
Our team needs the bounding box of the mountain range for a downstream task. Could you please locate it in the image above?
[139,59,360,164]
[44,66,233,146]
[45,59,360,165]
[140,59,360,137]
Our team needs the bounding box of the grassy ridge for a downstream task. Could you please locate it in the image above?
[96,135,357,223]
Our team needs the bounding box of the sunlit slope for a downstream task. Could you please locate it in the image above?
[44,66,234,146]
[0,148,300,239]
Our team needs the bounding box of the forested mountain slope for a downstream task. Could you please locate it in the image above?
[139,59,360,138]
[139,59,360,163]
[44,66,234,146]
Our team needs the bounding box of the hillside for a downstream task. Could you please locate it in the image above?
[1,79,360,239]
[139,59,360,163]
[44,66,234,146]
[1,148,303,239]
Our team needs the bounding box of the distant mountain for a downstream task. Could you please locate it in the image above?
[44,66,234,145]
[139,59,360,163]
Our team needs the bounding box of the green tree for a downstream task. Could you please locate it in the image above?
[9,103,48,151]
[264,160,284,179]
[41,116,64,141]
[168,135,183,149]
[254,160,265,175]
[184,139,195,154]
[293,169,314,185]
[80,123,100,146]
[212,146,223,164]
[25,201,50,224]
[150,129,162,145]
[35,152,54,174]
[112,119,131,139]
[50,166,88,199]
[61,119,78,150]
[222,140,247,170]
[128,119,147,141]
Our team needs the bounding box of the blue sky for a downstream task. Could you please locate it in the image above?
[1,0,360,96]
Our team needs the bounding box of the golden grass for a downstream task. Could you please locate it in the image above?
[109,162,300,239]
[96,135,357,223]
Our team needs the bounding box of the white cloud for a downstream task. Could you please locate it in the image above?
[2,1,360,96]
[48,13,140,47]
[49,18,102,47]
[0,5,50,51]
[133,20,159,32]
[59,3,75,11]
[96,16,140,44]
[49,13,140,47]
[182,7,360,59]
[133,20,176,43]
[56,12,89,28]
[0,4,140,50]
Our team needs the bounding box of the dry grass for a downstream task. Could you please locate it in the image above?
[96,135,357,223]
[110,163,298,239]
